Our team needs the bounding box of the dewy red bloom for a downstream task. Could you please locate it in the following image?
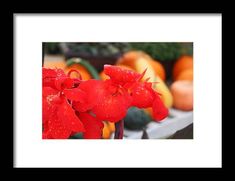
[104,64,142,83]
[42,68,84,139]
[130,82,155,108]
[42,64,168,139]
[72,79,105,112]
[103,65,168,121]
[78,112,104,139]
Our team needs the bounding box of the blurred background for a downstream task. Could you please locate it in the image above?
[43,42,193,139]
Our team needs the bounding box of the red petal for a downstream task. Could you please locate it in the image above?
[79,112,104,139]
[57,99,85,132]
[92,93,130,122]
[43,77,56,88]
[46,117,72,139]
[42,68,57,79]
[42,87,60,124]
[130,82,154,108]
[63,88,86,102]
[43,68,66,88]
[152,93,168,121]
[104,64,142,83]
[43,87,59,97]
[42,131,51,139]
[54,77,74,90]
[73,80,105,112]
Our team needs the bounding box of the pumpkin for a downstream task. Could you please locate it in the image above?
[124,107,152,130]
[173,55,193,80]
[175,68,193,81]
[170,80,193,111]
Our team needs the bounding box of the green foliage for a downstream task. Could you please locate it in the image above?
[43,43,62,54]
[44,42,130,56]
[65,43,130,56]
[128,42,193,61]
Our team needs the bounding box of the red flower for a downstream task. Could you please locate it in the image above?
[91,82,132,122]
[72,78,132,122]
[78,112,104,139]
[42,64,168,139]
[103,64,143,83]
[42,68,84,139]
[103,65,168,122]
[73,65,168,123]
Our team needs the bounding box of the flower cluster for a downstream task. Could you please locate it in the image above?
[42,65,168,139]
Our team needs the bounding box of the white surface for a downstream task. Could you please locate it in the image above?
[124,109,193,139]
[15,14,221,167]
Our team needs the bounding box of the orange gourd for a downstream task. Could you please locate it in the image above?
[170,80,193,111]
[173,55,193,80]
[117,51,149,67]
[175,68,193,81]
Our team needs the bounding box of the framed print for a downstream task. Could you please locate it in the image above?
[14,14,222,167]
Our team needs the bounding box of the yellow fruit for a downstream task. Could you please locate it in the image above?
[153,76,173,108]
[147,59,166,81]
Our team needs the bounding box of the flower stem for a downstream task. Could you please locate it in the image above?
[114,120,124,139]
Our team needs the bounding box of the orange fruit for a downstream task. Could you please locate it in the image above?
[175,68,193,81]
[170,80,193,111]
[117,51,153,68]
[173,55,193,80]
